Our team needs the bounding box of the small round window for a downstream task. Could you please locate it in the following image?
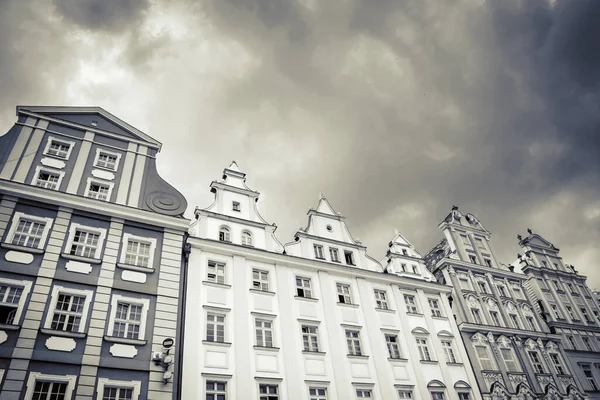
[326,225,333,232]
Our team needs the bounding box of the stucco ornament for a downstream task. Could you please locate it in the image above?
[505,302,517,314]
[522,305,534,317]
[487,332,496,344]
[508,374,528,386]
[513,384,536,400]
[471,332,488,346]
[483,372,503,388]
[536,374,553,388]
[487,298,499,311]
[490,383,510,400]
[447,265,456,275]
[524,339,538,350]
[497,336,512,348]
[466,295,480,309]
[513,336,523,348]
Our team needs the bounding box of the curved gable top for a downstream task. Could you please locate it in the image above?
[427,380,446,388]
[454,381,471,389]
[411,327,430,335]
[437,330,454,338]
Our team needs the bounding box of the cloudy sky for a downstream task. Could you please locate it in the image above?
[1,0,599,287]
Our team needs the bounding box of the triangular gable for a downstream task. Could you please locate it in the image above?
[525,234,556,250]
[18,106,161,148]
[315,195,338,216]
[226,161,244,174]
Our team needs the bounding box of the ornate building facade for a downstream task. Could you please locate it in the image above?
[182,164,481,400]
[424,207,586,400]
[516,231,600,399]
[0,106,188,400]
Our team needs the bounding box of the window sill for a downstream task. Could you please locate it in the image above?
[347,354,369,359]
[103,335,147,346]
[419,360,438,364]
[337,302,359,308]
[345,263,356,267]
[406,312,424,317]
[39,328,86,339]
[375,308,396,314]
[202,280,231,288]
[294,295,319,302]
[253,346,280,352]
[388,357,408,362]
[116,263,155,273]
[1,243,44,254]
[202,340,232,347]
[60,253,102,264]
[249,289,276,296]
[431,316,448,320]
[92,164,117,172]
[446,362,464,366]
[302,351,326,355]
[0,324,20,331]
[315,256,326,261]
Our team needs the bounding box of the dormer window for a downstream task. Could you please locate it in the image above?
[232,201,240,212]
[344,251,355,265]
[241,231,252,246]
[43,137,74,160]
[329,248,340,262]
[314,244,324,259]
[219,227,231,242]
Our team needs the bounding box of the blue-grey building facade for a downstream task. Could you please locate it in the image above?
[0,106,188,400]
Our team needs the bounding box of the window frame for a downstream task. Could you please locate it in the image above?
[232,201,241,212]
[93,148,122,172]
[4,212,53,250]
[43,136,75,160]
[344,250,355,265]
[308,386,328,400]
[84,178,115,202]
[119,233,157,270]
[500,346,520,372]
[581,364,599,391]
[96,378,141,400]
[64,223,107,260]
[106,295,150,341]
[32,166,65,191]
[441,340,457,363]
[527,350,545,374]
[241,231,253,247]
[404,294,418,314]
[301,324,320,352]
[296,276,313,298]
[206,311,227,343]
[258,382,279,400]
[43,285,93,334]
[0,277,33,326]
[336,283,353,304]
[416,337,432,361]
[475,344,495,370]
[207,260,226,285]
[428,298,443,317]
[204,377,230,400]
[24,372,77,400]
[313,244,325,259]
[329,247,340,262]
[374,290,389,310]
[385,333,402,359]
[255,317,275,348]
[345,329,363,356]
[252,269,269,292]
[355,388,373,398]
[549,352,566,375]
[218,226,231,242]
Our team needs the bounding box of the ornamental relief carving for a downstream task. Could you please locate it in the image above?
[508,374,528,386]
[487,298,499,311]
[536,374,554,388]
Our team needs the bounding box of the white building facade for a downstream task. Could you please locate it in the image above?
[182,163,481,400]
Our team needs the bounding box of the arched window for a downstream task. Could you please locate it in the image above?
[412,327,432,361]
[427,380,447,400]
[219,226,230,242]
[242,231,253,246]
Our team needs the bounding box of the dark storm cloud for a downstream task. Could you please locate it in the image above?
[53,0,149,32]
[189,0,600,284]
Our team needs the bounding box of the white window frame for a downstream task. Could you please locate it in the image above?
[119,233,157,269]
[0,277,33,325]
[258,382,280,400]
[43,286,93,334]
[107,295,150,341]
[84,177,115,202]
[356,388,373,398]
[24,372,77,400]
[232,201,241,212]
[336,283,352,304]
[345,329,363,356]
[386,333,402,359]
[32,166,65,191]
[344,250,355,265]
[431,391,446,400]
[296,276,313,298]
[206,311,227,343]
[428,298,443,317]
[252,269,269,292]
[475,345,495,370]
[64,223,107,260]
[404,294,418,314]
[374,290,389,310]
[203,375,231,400]
[302,324,320,352]
[549,352,566,375]
[441,340,457,363]
[308,386,328,400]
[500,346,520,372]
[96,378,141,400]
[93,148,122,171]
[242,231,253,246]
[416,337,432,361]
[255,317,275,348]
[4,212,53,250]
[329,247,340,262]
[207,260,226,284]
[314,244,324,259]
[218,226,231,242]
[43,136,75,160]
[528,350,545,374]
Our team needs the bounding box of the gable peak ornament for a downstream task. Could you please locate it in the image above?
[527,228,533,235]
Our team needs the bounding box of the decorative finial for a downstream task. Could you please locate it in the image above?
[451,205,459,211]
[527,228,532,234]
[394,228,400,235]
[517,234,522,241]
[319,192,324,199]
[517,253,522,258]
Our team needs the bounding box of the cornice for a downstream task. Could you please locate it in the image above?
[548,320,600,333]
[209,181,259,198]
[188,237,453,293]
[458,323,562,341]
[195,209,274,229]
[0,180,189,231]
[295,231,366,250]
[521,264,588,281]
[307,209,345,221]
[434,257,525,281]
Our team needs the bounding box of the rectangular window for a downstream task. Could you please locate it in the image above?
[337,284,352,304]
[386,334,401,359]
[309,387,327,400]
[206,381,226,400]
[490,311,501,327]
[431,392,445,400]
[51,293,86,332]
[112,302,143,339]
[484,259,492,268]
[416,338,431,361]
[346,329,362,356]
[429,299,442,317]
[526,316,536,331]
[356,389,372,398]
[552,280,561,291]
[459,277,472,290]
[255,318,274,348]
[442,340,456,363]
[475,238,485,249]
[476,346,494,370]
[6,213,53,250]
[85,179,112,201]
[582,337,593,351]
[232,201,240,211]
[207,261,226,284]
[538,278,548,290]
[566,306,576,320]
[497,285,507,297]
[301,325,319,352]
[103,387,133,400]
[314,244,324,259]
[95,151,119,171]
[568,336,577,350]
[252,269,269,292]
[509,314,520,329]
[25,373,76,400]
[259,384,278,400]
[206,313,225,343]
[469,255,477,264]
[67,225,104,259]
[344,251,355,265]
[329,248,340,262]
[512,285,523,299]
[477,281,488,293]
[374,290,389,310]
[549,353,565,375]
[458,394,471,400]
[398,391,413,399]
[404,295,418,313]
[34,168,62,190]
[581,308,592,322]
[412,265,419,274]
[550,304,562,319]
[460,234,469,245]
[46,140,71,159]
[401,263,407,272]
[582,366,599,391]
[296,277,312,298]
[0,284,22,325]
[528,351,545,374]
[501,348,519,372]
[471,308,483,325]
[122,235,155,268]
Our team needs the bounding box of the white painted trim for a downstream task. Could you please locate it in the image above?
[119,233,157,269]
[0,277,33,325]
[107,294,150,341]
[31,165,66,191]
[24,372,77,400]
[96,378,141,400]
[42,135,76,160]
[4,212,53,250]
[83,177,115,202]
[64,223,107,260]
[203,377,231,400]
[43,285,94,333]
[93,147,122,171]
